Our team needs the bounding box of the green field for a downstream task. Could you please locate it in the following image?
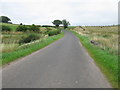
[1,23,64,66]
[0,23,19,31]
[69,26,118,88]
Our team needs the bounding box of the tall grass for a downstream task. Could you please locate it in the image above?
[2,43,19,53]
[91,35,118,55]
[1,23,64,66]
[2,33,64,66]
[70,26,118,55]
[2,32,43,53]
[72,31,118,88]
[70,26,118,88]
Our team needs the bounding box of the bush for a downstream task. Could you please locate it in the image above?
[42,25,54,27]
[1,25,11,32]
[28,24,40,32]
[45,27,61,36]
[43,27,54,34]
[16,25,28,32]
[19,34,40,44]
[47,29,61,36]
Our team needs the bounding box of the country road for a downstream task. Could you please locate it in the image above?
[2,30,111,88]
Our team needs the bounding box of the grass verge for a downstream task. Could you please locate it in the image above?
[71,31,118,88]
[2,33,64,66]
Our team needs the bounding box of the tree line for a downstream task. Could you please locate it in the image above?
[0,16,70,29]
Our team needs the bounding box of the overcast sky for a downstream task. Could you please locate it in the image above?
[0,0,119,26]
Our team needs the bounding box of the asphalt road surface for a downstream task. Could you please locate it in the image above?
[2,30,111,88]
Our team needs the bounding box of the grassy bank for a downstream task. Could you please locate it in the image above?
[2,33,64,66]
[71,31,118,88]
[0,23,19,31]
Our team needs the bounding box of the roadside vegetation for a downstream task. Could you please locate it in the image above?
[1,16,66,66]
[2,33,64,65]
[69,26,118,88]
[2,15,118,88]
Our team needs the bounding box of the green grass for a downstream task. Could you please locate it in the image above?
[0,23,60,32]
[0,23,19,31]
[2,33,64,66]
[71,31,118,88]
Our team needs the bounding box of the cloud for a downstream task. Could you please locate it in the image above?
[0,0,119,25]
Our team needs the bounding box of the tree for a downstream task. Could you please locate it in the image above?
[20,23,23,25]
[62,19,70,29]
[19,34,40,44]
[52,20,62,27]
[0,16,11,23]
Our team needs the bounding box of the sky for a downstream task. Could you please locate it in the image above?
[0,0,119,26]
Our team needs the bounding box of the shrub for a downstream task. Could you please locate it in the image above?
[1,25,11,32]
[42,25,54,27]
[43,27,54,34]
[19,34,40,44]
[47,29,61,36]
[41,27,61,36]
[16,25,28,32]
[28,24,40,32]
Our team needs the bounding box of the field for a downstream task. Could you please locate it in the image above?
[69,25,119,88]
[70,26,118,55]
[1,23,64,66]
[0,23,19,31]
